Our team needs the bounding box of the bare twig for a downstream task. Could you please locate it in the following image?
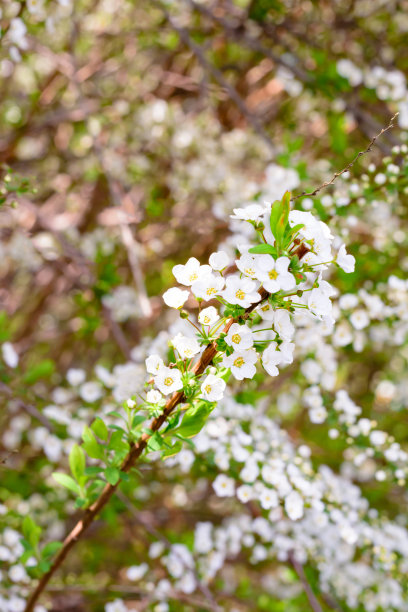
[291,112,399,201]
[158,3,275,154]
[0,382,54,432]
[289,552,323,612]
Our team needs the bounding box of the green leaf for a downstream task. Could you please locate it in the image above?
[91,418,108,441]
[175,402,212,439]
[131,414,146,429]
[82,425,104,460]
[269,199,282,238]
[42,541,63,560]
[147,432,164,452]
[248,244,277,255]
[23,359,55,384]
[22,516,41,549]
[69,444,86,482]
[104,466,120,485]
[108,430,129,453]
[163,440,183,458]
[52,473,81,495]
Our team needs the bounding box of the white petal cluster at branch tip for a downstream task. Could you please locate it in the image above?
[200,374,226,402]
[221,348,258,380]
[198,306,219,326]
[145,354,165,375]
[254,255,296,293]
[162,287,189,309]
[225,323,254,350]
[230,203,268,221]
[154,366,183,395]
[172,333,201,359]
[221,276,261,308]
[191,273,224,300]
[172,257,211,286]
[209,251,230,271]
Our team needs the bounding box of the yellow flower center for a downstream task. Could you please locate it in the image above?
[189,272,198,282]
[261,305,270,312]
[205,384,212,393]
[164,377,174,386]
[231,334,241,344]
[245,267,255,276]
[235,289,245,300]
[206,287,216,295]
[268,270,278,280]
[233,357,244,368]
[203,316,210,324]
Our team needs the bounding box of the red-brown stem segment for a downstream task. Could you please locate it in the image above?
[24,288,269,611]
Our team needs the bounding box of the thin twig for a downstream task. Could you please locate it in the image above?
[291,112,398,201]
[289,552,323,612]
[0,382,54,432]
[158,3,275,154]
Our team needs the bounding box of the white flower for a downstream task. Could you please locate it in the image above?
[172,333,201,359]
[146,389,163,404]
[200,374,226,402]
[254,256,296,293]
[273,310,295,339]
[309,406,328,423]
[225,323,253,350]
[236,253,259,278]
[213,474,235,497]
[105,600,128,612]
[145,355,165,375]
[126,563,148,581]
[163,287,189,309]
[279,341,295,365]
[79,381,103,403]
[191,273,225,300]
[172,257,211,286]
[336,244,355,273]
[236,484,254,503]
[221,349,258,380]
[259,487,278,509]
[308,288,333,319]
[284,490,304,520]
[27,0,45,14]
[209,251,229,271]
[350,309,369,330]
[257,301,275,320]
[230,203,267,221]
[8,18,28,49]
[154,366,183,395]
[198,306,219,326]
[262,342,281,376]
[2,342,19,368]
[66,368,86,386]
[221,276,261,308]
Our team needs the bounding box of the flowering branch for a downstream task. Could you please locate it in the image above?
[23,289,269,612]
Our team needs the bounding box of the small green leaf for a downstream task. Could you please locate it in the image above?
[163,440,183,458]
[91,418,108,441]
[82,426,104,460]
[175,402,212,439]
[147,432,164,451]
[22,516,41,549]
[52,473,81,495]
[248,244,277,255]
[69,444,86,482]
[23,359,55,384]
[104,466,120,485]
[42,541,63,560]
